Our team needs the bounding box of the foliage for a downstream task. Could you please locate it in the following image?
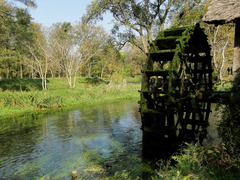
[171,0,235,83]
[218,70,240,155]
[153,143,240,180]
[171,0,208,27]
[12,0,37,7]
[1,1,142,83]
[83,39,120,78]
[47,22,111,88]
[124,42,147,76]
[110,67,131,82]
[83,0,203,53]
[213,81,232,91]
[48,22,79,89]
[27,26,51,90]
[0,0,36,79]
[205,24,235,83]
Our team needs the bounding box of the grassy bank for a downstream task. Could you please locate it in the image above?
[151,143,240,180]
[0,77,141,118]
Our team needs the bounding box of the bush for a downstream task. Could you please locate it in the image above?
[154,143,240,180]
[214,82,232,91]
[217,70,240,156]
[0,79,42,91]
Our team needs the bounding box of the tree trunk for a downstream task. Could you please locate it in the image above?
[88,63,92,77]
[20,64,23,79]
[45,77,47,89]
[100,61,107,78]
[50,69,54,78]
[5,63,10,79]
[73,75,77,89]
[213,26,220,72]
[41,77,45,90]
[233,19,240,72]
[220,40,228,85]
[67,74,73,89]
[30,65,34,79]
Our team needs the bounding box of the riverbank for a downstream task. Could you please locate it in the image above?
[0,77,141,118]
[150,142,240,180]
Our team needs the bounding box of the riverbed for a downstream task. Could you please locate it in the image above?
[0,100,156,179]
[0,100,222,179]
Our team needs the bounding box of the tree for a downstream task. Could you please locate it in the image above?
[27,28,51,90]
[48,22,81,88]
[171,0,235,83]
[90,43,120,78]
[171,0,207,26]
[48,22,73,79]
[12,0,36,7]
[207,24,234,83]
[124,42,146,76]
[0,0,36,79]
[48,22,109,88]
[83,0,203,54]
[74,22,108,79]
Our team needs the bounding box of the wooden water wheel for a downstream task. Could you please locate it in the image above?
[140,24,213,158]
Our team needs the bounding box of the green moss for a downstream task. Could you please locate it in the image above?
[142,24,209,107]
[149,42,159,52]
[156,31,164,39]
[166,25,200,105]
[156,36,178,40]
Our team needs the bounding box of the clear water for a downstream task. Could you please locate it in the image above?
[0,100,152,179]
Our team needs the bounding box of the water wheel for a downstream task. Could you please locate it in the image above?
[140,24,213,158]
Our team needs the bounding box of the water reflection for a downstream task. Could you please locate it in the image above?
[0,100,148,179]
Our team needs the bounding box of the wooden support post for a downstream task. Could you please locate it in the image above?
[233,18,240,72]
[71,170,78,180]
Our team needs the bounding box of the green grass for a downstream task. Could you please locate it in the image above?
[152,143,240,180]
[0,77,141,118]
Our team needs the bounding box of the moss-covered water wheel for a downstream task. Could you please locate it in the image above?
[140,24,213,158]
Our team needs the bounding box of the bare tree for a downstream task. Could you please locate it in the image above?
[27,39,50,90]
[48,22,109,88]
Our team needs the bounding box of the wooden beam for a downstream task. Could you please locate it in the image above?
[233,18,240,72]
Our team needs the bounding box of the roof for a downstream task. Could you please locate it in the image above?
[203,0,240,24]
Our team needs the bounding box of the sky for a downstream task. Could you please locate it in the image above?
[26,0,113,31]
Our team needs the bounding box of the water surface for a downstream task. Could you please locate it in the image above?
[0,100,150,179]
[0,100,222,179]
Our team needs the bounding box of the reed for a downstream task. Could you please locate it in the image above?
[0,77,140,118]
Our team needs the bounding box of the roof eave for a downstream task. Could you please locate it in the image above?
[203,17,240,25]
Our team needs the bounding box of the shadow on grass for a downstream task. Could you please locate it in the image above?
[0,79,48,91]
[82,77,107,85]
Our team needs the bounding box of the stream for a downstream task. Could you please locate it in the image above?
[0,100,154,179]
[0,100,221,179]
